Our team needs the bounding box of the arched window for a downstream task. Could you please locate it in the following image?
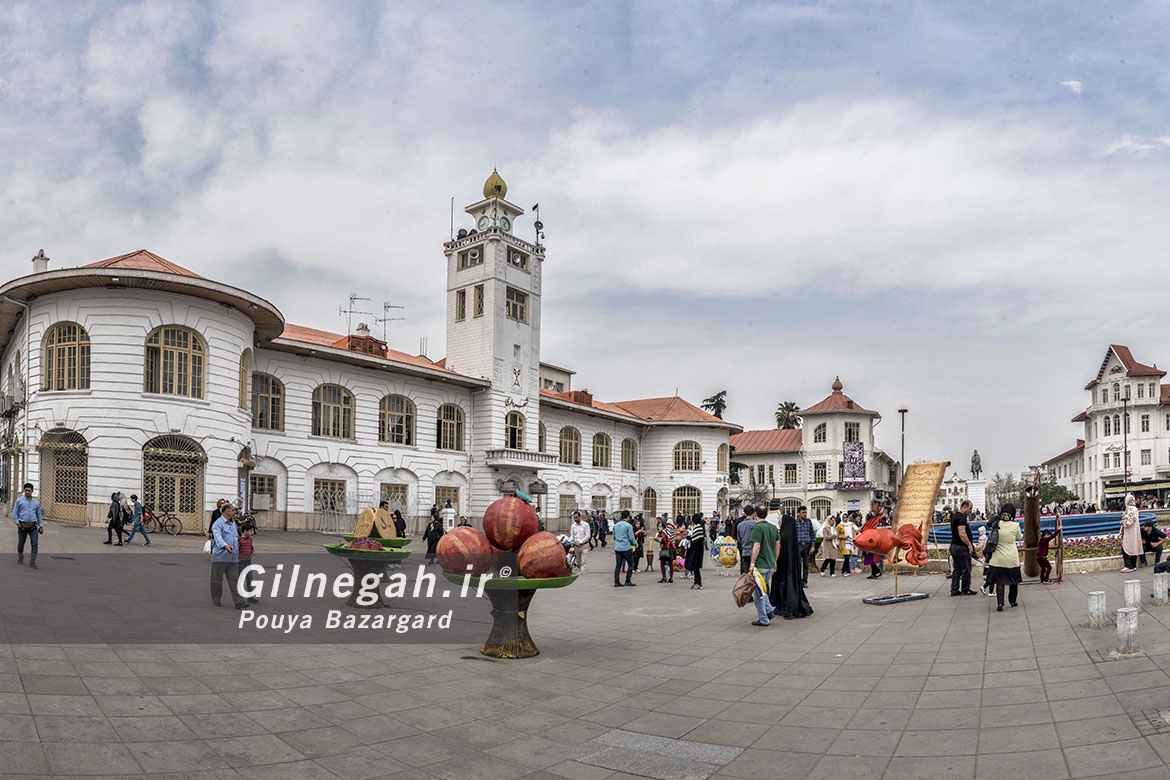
[538,421,546,453]
[144,326,205,398]
[379,395,415,445]
[673,441,701,471]
[251,373,284,431]
[621,438,637,470]
[672,485,701,517]
[43,322,91,391]
[717,443,728,472]
[436,403,464,451]
[506,411,525,450]
[238,349,252,409]
[813,423,827,443]
[312,384,354,439]
[592,433,611,468]
[1104,416,1111,436]
[560,426,581,465]
[1113,414,1121,435]
[642,487,657,516]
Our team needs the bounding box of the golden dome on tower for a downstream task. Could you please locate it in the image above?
[483,170,507,199]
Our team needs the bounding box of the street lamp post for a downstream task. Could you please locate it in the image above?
[898,409,909,496]
[1123,396,1129,497]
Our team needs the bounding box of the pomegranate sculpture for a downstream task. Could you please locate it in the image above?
[437,526,497,575]
[482,496,540,551]
[346,536,384,551]
[517,531,572,579]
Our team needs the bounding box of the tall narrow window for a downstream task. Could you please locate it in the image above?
[813,423,827,443]
[642,487,657,516]
[538,421,546,453]
[814,462,827,483]
[238,349,252,409]
[717,443,728,472]
[785,463,797,484]
[559,426,581,465]
[312,384,354,439]
[1105,416,1112,436]
[506,411,525,450]
[144,326,205,398]
[844,422,860,443]
[43,322,91,391]
[621,438,637,470]
[379,395,415,445]
[474,284,485,317]
[673,441,701,471]
[455,289,466,322]
[436,404,465,451]
[592,433,611,468]
[251,373,284,431]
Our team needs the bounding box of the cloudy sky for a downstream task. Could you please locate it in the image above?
[3,1,1169,482]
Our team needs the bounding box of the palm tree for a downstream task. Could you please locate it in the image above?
[701,390,727,419]
[775,401,801,429]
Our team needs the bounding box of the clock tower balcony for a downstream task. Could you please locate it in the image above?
[484,448,559,469]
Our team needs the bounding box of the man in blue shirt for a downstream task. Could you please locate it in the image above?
[13,482,43,569]
[612,510,637,587]
[795,506,814,586]
[736,505,758,575]
[210,503,247,608]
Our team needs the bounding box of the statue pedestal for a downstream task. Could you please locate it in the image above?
[966,479,987,515]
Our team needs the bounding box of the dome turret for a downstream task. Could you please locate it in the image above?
[483,169,507,199]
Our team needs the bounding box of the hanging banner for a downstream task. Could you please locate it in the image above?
[892,461,950,561]
[843,442,865,481]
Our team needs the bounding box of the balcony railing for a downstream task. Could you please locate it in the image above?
[484,449,558,468]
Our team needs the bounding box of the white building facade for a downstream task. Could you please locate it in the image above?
[0,173,739,533]
[728,378,898,520]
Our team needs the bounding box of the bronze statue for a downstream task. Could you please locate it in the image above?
[971,449,982,479]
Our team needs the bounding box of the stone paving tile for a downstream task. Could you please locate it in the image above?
[803,754,889,780]
[0,741,49,776]
[1063,737,1165,778]
[312,745,409,780]
[42,741,142,775]
[975,747,1068,779]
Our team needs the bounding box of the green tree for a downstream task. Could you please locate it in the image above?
[1030,473,1079,507]
[775,401,802,429]
[985,471,1019,514]
[701,390,728,419]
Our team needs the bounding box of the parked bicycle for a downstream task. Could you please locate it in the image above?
[143,505,183,536]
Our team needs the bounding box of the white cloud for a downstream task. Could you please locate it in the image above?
[1059,80,1083,95]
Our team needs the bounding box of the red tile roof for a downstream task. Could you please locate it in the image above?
[278,324,455,373]
[611,396,728,424]
[1042,439,1085,466]
[1162,384,1170,405]
[729,429,803,453]
[1085,344,1166,389]
[83,249,204,278]
[801,377,879,417]
[1071,411,1087,422]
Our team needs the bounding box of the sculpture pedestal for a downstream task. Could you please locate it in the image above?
[442,572,577,659]
[323,544,411,609]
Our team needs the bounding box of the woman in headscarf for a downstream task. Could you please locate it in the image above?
[1120,494,1143,573]
[985,503,1023,611]
[104,492,124,546]
[819,513,838,576]
[770,513,813,619]
[686,512,706,589]
[392,509,407,538]
[423,514,445,564]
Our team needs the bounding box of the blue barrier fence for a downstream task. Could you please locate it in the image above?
[926,512,1157,545]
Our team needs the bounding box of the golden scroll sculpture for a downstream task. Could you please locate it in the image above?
[890,461,949,567]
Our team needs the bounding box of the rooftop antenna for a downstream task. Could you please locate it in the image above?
[375,300,406,342]
[450,196,454,240]
[532,203,545,247]
[419,336,428,358]
[339,293,373,335]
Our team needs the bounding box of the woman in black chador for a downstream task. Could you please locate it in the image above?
[771,514,814,619]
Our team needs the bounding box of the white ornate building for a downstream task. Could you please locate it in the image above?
[0,173,738,533]
[1047,344,1170,507]
[728,378,898,520]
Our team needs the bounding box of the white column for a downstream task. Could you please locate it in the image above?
[1088,591,1108,628]
[1117,606,1139,653]
[1154,572,1170,606]
[1125,579,1143,610]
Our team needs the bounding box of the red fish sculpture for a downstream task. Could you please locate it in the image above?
[853,516,929,566]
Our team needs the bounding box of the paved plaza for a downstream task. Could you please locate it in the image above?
[3,523,1170,779]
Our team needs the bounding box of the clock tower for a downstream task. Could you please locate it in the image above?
[443,171,549,506]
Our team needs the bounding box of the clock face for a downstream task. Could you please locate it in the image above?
[477,216,490,230]
[500,216,511,232]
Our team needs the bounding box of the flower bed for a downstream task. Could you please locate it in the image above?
[926,534,1124,561]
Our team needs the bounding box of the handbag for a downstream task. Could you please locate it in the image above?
[203,539,213,554]
[984,520,1000,560]
[732,570,755,608]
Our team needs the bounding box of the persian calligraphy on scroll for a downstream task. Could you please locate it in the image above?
[892,461,950,540]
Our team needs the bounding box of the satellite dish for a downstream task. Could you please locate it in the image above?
[457,228,468,239]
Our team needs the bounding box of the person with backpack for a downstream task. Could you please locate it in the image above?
[123,494,151,546]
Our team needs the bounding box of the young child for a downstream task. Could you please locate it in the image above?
[238,520,259,603]
[1038,527,1058,583]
